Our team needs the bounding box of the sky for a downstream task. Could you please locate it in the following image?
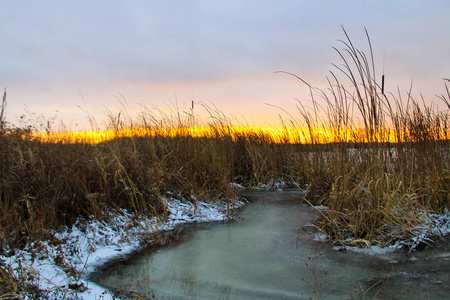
[1,0,449,130]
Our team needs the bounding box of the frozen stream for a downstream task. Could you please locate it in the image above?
[93,190,449,299]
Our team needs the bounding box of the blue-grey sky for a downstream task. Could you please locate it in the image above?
[1,1,449,129]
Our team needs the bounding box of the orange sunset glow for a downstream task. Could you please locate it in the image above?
[30,125,411,145]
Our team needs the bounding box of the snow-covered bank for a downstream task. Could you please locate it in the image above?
[390,209,450,249]
[231,177,303,191]
[1,196,247,299]
[322,208,450,254]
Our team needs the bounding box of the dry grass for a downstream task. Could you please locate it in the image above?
[288,28,450,246]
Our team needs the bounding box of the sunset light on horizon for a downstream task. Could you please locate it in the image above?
[31,123,445,145]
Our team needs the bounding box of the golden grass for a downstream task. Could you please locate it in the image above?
[30,125,440,145]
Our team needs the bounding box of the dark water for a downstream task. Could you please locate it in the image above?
[93,190,449,299]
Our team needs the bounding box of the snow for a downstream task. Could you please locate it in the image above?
[313,232,328,242]
[253,179,301,191]
[330,209,450,255]
[342,244,397,255]
[390,208,450,250]
[1,196,246,299]
[230,178,303,191]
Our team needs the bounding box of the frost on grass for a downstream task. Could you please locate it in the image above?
[328,208,450,254]
[389,209,450,250]
[0,195,246,300]
[231,177,303,191]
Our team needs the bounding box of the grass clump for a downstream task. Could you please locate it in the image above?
[283,28,450,247]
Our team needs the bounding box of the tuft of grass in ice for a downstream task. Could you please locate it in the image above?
[278,28,450,247]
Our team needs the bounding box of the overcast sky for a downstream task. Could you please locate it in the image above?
[1,1,449,130]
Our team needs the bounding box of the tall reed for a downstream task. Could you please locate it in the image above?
[279,28,450,245]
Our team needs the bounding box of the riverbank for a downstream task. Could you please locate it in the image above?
[1,187,449,299]
[0,194,246,299]
[93,190,450,299]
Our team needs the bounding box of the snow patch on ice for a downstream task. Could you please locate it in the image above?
[313,232,328,242]
[251,179,302,190]
[344,245,397,255]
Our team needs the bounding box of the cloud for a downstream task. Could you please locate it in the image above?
[1,1,340,84]
[1,1,450,127]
